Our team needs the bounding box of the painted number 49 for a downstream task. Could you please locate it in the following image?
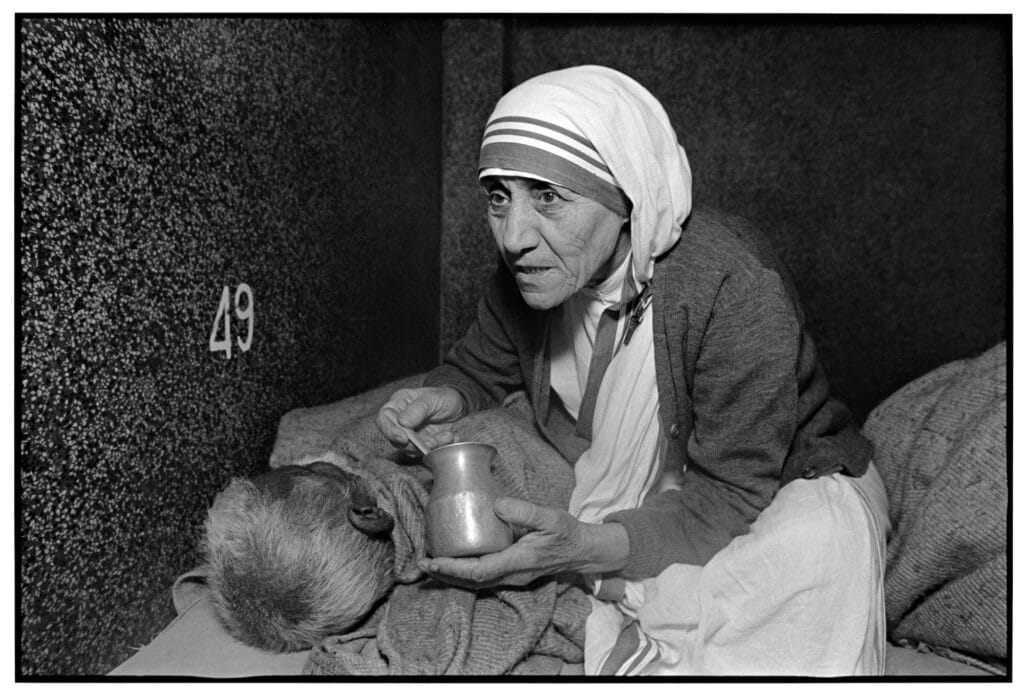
[209,283,254,359]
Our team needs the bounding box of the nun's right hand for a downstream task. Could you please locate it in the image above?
[376,387,466,454]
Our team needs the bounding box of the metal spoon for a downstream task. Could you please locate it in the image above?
[402,424,431,457]
[384,411,431,456]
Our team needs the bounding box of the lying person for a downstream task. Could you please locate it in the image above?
[202,461,397,652]
[195,406,592,675]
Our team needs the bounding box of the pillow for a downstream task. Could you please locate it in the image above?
[863,342,1006,669]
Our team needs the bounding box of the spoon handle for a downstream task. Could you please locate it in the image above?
[403,426,431,456]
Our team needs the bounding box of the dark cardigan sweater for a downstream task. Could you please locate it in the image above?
[424,208,871,579]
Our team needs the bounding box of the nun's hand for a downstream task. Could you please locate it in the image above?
[376,387,466,455]
[418,497,630,588]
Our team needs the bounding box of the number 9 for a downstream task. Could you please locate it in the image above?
[235,283,254,352]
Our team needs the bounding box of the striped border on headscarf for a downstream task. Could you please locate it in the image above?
[479,115,630,218]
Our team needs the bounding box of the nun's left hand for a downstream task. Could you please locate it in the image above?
[418,497,630,588]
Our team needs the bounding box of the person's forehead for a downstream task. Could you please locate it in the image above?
[480,175,577,196]
[481,174,545,187]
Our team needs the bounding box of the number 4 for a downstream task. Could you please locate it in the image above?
[209,283,255,358]
[209,286,232,358]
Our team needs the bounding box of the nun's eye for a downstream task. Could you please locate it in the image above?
[487,191,510,208]
[537,189,561,205]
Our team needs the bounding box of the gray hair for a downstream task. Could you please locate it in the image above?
[203,473,395,652]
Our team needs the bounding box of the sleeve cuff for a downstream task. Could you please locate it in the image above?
[602,509,669,580]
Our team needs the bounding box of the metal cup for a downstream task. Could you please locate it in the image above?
[424,442,513,557]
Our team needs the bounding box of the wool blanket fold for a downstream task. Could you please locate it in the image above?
[863,342,1006,667]
[279,393,590,676]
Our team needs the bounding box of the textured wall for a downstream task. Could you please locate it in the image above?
[440,19,507,354]
[440,17,1008,421]
[19,17,441,675]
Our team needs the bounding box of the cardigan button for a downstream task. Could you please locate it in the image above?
[668,423,681,439]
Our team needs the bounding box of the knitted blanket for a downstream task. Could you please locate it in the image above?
[280,393,590,676]
[863,342,1006,667]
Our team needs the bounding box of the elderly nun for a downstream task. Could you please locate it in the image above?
[377,65,889,676]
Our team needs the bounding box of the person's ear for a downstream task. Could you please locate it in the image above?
[347,505,394,536]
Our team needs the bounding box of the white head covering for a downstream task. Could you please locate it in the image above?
[479,65,693,284]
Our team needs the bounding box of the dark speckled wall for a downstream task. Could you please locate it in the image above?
[440,17,1008,421]
[19,17,441,675]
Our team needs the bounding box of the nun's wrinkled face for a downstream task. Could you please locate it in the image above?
[482,176,629,311]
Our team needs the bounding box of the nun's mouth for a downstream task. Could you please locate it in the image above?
[516,265,550,275]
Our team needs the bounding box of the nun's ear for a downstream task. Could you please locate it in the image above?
[347,505,394,536]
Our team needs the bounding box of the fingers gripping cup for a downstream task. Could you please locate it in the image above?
[424,442,513,557]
